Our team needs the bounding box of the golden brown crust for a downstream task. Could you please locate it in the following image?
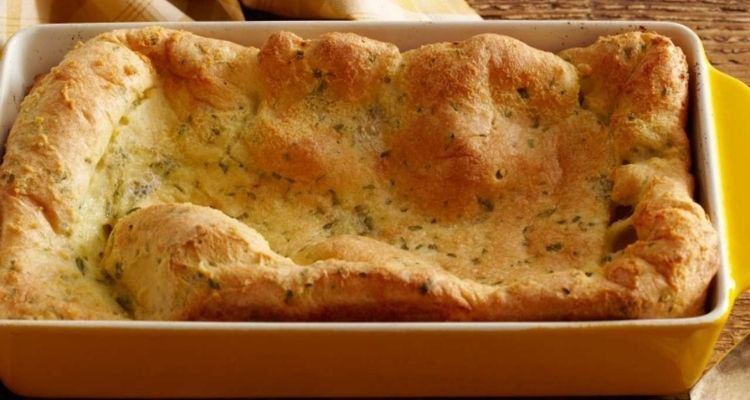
[0,27,719,320]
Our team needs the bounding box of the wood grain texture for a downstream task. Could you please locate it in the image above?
[469,0,750,376]
[469,0,750,84]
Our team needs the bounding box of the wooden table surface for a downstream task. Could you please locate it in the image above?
[467,0,750,372]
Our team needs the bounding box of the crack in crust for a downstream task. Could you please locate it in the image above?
[0,27,719,320]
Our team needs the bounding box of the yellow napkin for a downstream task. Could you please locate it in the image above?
[0,0,235,45]
[0,0,480,47]
[242,0,481,21]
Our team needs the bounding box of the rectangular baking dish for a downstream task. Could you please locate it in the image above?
[0,21,748,397]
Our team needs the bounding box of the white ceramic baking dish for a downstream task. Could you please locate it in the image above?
[0,21,748,397]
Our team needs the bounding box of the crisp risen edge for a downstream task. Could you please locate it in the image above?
[0,27,719,320]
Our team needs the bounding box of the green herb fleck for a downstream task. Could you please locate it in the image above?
[536,207,557,218]
[113,262,124,280]
[546,242,563,252]
[623,46,633,60]
[363,216,374,231]
[314,80,327,93]
[75,257,86,274]
[125,207,141,215]
[517,87,530,100]
[116,295,132,313]
[477,197,494,212]
[208,278,221,290]
[355,205,374,233]
[419,282,429,295]
[591,174,614,199]
[408,225,423,231]
[531,116,540,129]
[177,123,189,135]
[329,189,340,206]
[98,270,114,285]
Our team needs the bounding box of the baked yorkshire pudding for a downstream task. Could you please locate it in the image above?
[0,27,718,320]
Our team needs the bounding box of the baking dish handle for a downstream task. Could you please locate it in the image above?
[709,66,750,297]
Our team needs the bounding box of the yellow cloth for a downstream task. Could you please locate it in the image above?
[242,0,481,21]
[0,0,480,47]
